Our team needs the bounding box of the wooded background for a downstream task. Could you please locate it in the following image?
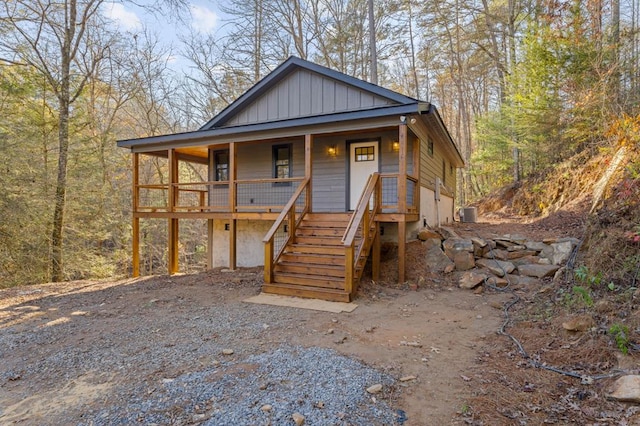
[1,0,638,286]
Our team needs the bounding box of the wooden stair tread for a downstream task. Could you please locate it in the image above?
[275,262,345,278]
[262,283,351,303]
[285,244,344,255]
[280,253,344,265]
[273,272,346,289]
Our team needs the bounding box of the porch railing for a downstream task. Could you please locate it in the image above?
[380,174,418,213]
[135,177,304,213]
[342,173,381,296]
[136,174,416,214]
[262,177,311,283]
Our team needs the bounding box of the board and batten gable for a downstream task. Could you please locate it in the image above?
[221,69,397,127]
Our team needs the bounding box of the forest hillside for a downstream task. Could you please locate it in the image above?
[1,0,639,287]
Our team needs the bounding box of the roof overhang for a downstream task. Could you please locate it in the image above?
[118,103,422,152]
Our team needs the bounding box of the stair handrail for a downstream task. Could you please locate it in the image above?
[341,173,381,295]
[263,177,310,283]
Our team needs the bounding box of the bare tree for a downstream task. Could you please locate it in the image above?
[0,0,112,281]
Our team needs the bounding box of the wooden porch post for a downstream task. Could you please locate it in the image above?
[398,123,408,284]
[398,123,407,212]
[207,148,214,270]
[168,149,179,274]
[228,142,237,270]
[372,229,381,281]
[305,134,313,212]
[413,133,421,212]
[132,153,140,277]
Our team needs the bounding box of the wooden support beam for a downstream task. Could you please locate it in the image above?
[168,218,179,274]
[229,219,237,270]
[345,245,354,296]
[229,142,236,212]
[398,220,406,284]
[305,134,313,212]
[398,124,407,213]
[264,239,274,283]
[207,219,214,270]
[413,133,421,210]
[372,225,380,281]
[168,149,179,274]
[168,149,178,212]
[132,153,140,277]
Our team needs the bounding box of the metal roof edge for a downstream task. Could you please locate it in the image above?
[117,103,419,149]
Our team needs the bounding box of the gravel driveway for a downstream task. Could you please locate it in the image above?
[0,268,506,425]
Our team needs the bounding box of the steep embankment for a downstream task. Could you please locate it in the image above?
[475,145,640,284]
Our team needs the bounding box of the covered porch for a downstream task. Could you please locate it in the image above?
[129,122,420,292]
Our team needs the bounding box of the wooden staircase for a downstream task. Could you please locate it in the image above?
[262,213,364,302]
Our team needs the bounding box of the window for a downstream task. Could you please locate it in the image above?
[427,138,434,157]
[355,146,375,162]
[214,150,229,181]
[273,144,291,180]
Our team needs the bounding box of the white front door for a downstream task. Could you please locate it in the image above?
[349,141,379,210]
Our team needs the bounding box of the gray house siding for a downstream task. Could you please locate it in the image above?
[223,69,396,127]
[420,134,456,197]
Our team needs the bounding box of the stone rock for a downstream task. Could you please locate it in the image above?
[562,315,595,332]
[476,258,516,277]
[439,226,459,239]
[399,375,417,382]
[418,228,442,241]
[453,252,475,271]
[443,263,456,274]
[459,271,487,289]
[222,349,234,355]
[550,241,574,265]
[507,274,539,286]
[608,376,640,403]
[485,275,509,288]
[495,239,516,249]
[443,238,474,260]
[483,249,509,261]
[538,258,552,265]
[422,238,442,250]
[525,241,548,252]
[511,255,541,266]
[261,404,272,412]
[518,264,560,278]
[507,250,538,260]
[425,244,455,273]
[470,237,487,248]
[292,412,305,426]
[553,267,568,282]
[366,384,383,394]
[506,244,527,252]
[543,237,557,244]
[558,237,581,246]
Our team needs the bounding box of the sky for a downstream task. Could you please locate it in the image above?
[102,0,225,73]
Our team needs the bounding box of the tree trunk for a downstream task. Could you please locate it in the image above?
[51,97,70,282]
[50,0,75,282]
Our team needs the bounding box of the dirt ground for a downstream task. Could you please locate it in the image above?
[1,210,639,425]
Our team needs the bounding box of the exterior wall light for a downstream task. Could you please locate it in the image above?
[327,145,337,156]
[392,141,400,152]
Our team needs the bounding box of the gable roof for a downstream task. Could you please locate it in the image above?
[117,57,463,168]
[200,56,420,130]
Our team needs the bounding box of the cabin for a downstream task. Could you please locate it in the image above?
[117,57,464,302]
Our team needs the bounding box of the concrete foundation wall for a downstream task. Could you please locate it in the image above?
[210,220,271,268]
[419,187,455,228]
